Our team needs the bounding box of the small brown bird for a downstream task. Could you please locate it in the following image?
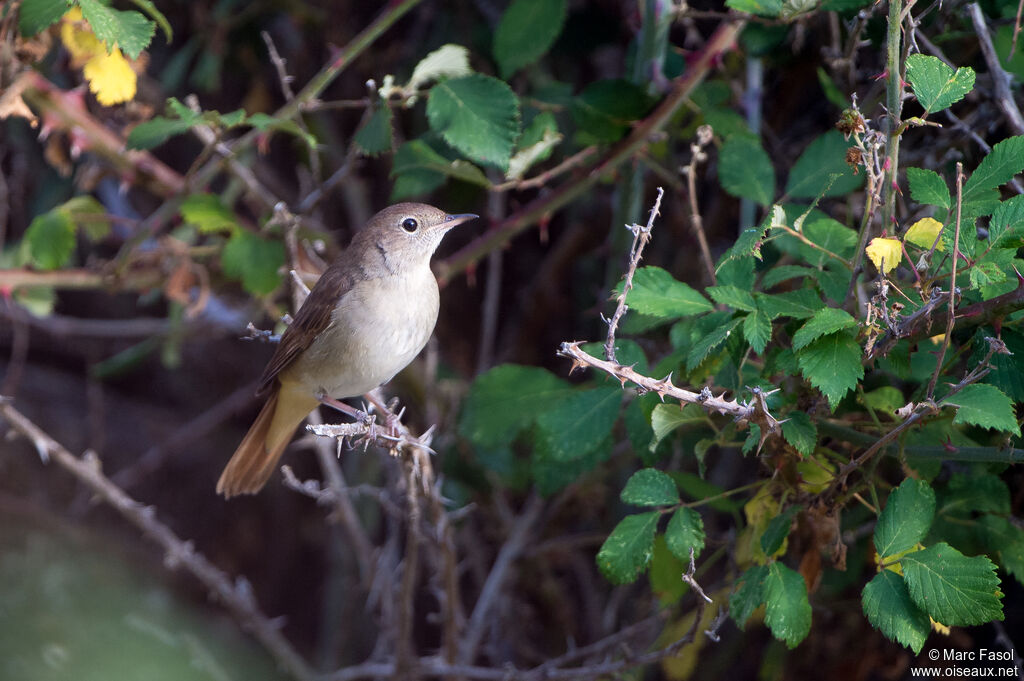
[217,203,477,497]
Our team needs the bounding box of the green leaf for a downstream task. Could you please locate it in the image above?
[763,563,812,648]
[571,79,654,144]
[962,136,1024,209]
[77,0,155,59]
[726,0,782,16]
[791,307,857,351]
[969,248,1014,290]
[974,327,1024,401]
[621,468,680,507]
[781,411,817,456]
[650,403,706,451]
[220,231,284,296]
[943,473,1010,515]
[354,107,394,156]
[18,0,68,36]
[126,116,194,150]
[862,570,931,653]
[760,265,817,289]
[901,543,1004,626]
[988,194,1024,249]
[126,0,172,43]
[718,207,779,265]
[906,167,950,210]
[796,215,858,267]
[756,288,824,320]
[493,0,567,77]
[426,74,520,171]
[459,365,570,448]
[535,387,622,462]
[596,512,660,584]
[861,386,904,416]
[507,112,560,180]
[390,140,447,200]
[665,507,705,561]
[60,196,109,241]
[179,194,237,234]
[730,564,768,628]
[875,478,936,559]
[796,330,863,409]
[785,130,863,199]
[743,309,772,355]
[707,285,756,312]
[761,505,801,555]
[649,536,687,604]
[687,317,743,370]
[719,136,775,206]
[244,113,317,150]
[26,209,76,270]
[978,515,1024,584]
[619,266,713,318]
[948,384,1021,436]
[407,44,472,91]
[905,54,976,115]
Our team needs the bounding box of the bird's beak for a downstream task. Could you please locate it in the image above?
[443,213,478,229]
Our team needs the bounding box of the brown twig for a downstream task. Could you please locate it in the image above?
[603,187,664,362]
[683,126,717,285]
[926,163,963,401]
[0,399,315,681]
[968,3,1024,135]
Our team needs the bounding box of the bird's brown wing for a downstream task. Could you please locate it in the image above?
[256,263,357,395]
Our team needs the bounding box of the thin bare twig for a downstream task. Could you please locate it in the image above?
[603,187,664,362]
[0,400,315,681]
[683,127,717,285]
[926,163,963,401]
[968,3,1024,135]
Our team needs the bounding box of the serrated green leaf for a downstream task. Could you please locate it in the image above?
[408,44,472,91]
[948,384,1021,435]
[26,210,76,270]
[535,387,622,462]
[707,285,757,312]
[760,265,817,289]
[719,136,775,206]
[781,411,817,456]
[942,473,1010,515]
[60,196,109,241]
[18,0,68,36]
[390,140,447,200]
[687,317,743,370]
[796,330,863,409]
[220,231,284,295]
[731,564,768,627]
[353,107,394,156]
[507,112,560,180]
[597,511,660,584]
[533,431,610,496]
[970,249,1014,290]
[785,130,863,199]
[988,194,1024,249]
[962,136,1024,209]
[179,194,237,234]
[973,327,1024,401]
[862,570,931,653]
[666,507,705,561]
[77,0,155,59]
[618,266,713,319]
[756,288,824,320]
[764,562,812,648]
[875,478,936,559]
[905,54,976,115]
[901,543,1003,626]
[761,505,801,555]
[650,403,706,451]
[426,74,520,171]
[459,365,571,448]
[717,210,776,267]
[649,535,688,604]
[743,309,772,354]
[797,215,859,267]
[791,307,857,351]
[861,386,904,416]
[571,79,654,144]
[906,167,951,210]
[126,0,172,43]
[621,468,680,507]
[978,515,1024,585]
[493,0,566,77]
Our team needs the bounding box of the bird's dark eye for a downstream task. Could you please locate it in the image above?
[401,217,419,233]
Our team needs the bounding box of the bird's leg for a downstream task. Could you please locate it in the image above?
[363,389,403,436]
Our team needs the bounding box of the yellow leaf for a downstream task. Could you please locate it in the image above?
[904,217,945,251]
[866,237,902,274]
[60,7,103,64]
[83,49,137,105]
